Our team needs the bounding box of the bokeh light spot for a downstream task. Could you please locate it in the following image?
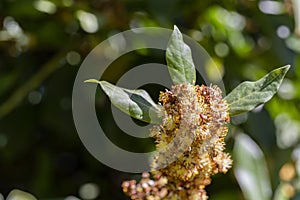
[79,183,100,200]
[76,10,99,33]
[279,163,296,181]
[62,0,73,7]
[190,30,203,41]
[277,25,290,39]
[275,114,300,149]
[259,0,284,15]
[214,42,229,57]
[64,196,80,200]
[28,91,42,105]
[33,0,57,14]
[278,79,295,100]
[66,51,81,66]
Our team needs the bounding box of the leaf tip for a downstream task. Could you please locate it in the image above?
[173,25,179,31]
[172,25,182,38]
[84,79,101,84]
[283,64,291,71]
[277,64,291,75]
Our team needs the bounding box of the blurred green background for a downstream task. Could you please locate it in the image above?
[1,0,300,199]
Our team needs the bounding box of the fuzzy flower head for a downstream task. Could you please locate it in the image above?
[123,83,232,200]
[150,84,231,180]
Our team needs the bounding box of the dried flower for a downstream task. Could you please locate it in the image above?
[122,83,232,200]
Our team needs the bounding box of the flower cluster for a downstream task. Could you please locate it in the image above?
[122,172,169,200]
[122,83,232,200]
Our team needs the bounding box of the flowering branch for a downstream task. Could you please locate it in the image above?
[85,26,289,199]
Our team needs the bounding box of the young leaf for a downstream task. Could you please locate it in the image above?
[166,25,196,85]
[85,79,162,124]
[225,65,290,116]
[234,133,272,200]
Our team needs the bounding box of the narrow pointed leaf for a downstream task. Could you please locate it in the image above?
[225,65,290,116]
[85,79,162,124]
[166,25,196,85]
[234,133,272,200]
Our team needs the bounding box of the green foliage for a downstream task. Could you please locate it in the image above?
[225,65,290,116]
[7,189,37,200]
[166,25,196,85]
[233,134,272,200]
[85,79,161,124]
[92,27,289,124]
[93,27,288,124]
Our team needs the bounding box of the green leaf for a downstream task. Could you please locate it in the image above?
[225,65,290,116]
[166,25,196,85]
[7,189,37,200]
[234,133,272,200]
[85,79,162,124]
